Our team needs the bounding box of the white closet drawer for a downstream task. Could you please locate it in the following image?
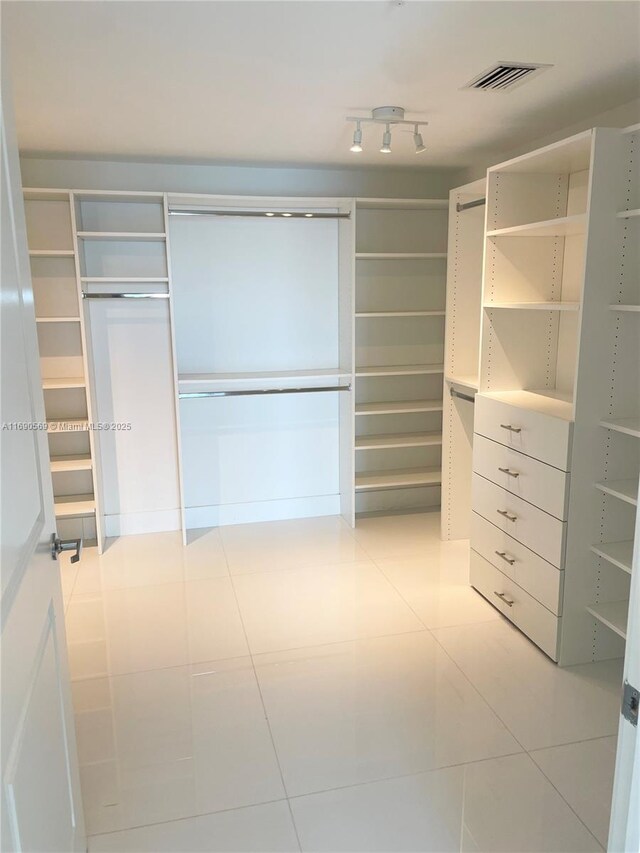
[472,474,566,568]
[473,434,570,520]
[470,550,560,660]
[475,394,572,471]
[471,513,564,614]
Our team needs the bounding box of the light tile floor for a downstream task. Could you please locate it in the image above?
[60,512,622,852]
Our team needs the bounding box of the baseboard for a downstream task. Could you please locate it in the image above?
[185,494,340,529]
[104,508,182,536]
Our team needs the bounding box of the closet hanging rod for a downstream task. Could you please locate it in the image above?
[168,208,350,220]
[456,198,486,213]
[81,293,170,299]
[180,384,351,399]
[450,387,475,403]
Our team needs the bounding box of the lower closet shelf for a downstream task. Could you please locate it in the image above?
[586,601,629,640]
[355,432,442,450]
[355,467,441,492]
[590,541,633,574]
[54,495,96,518]
[355,400,443,416]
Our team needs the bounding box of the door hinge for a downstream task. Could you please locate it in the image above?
[622,681,639,727]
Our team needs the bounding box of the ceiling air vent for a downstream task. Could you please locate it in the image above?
[464,62,551,91]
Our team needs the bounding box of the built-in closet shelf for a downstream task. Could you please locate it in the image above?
[355,310,445,318]
[29,249,75,258]
[356,198,448,210]
[445,375,479,393]
[36,317,81,324]
[355,400,444,416]
[479,389,574,421]
[486,213,586,238]
[355,467,442,492]
[355,253,447,260]
[178,368,350,391]
[595,478,639,506]
[50,455,93,473]
[616,208,640,219]
[77,232,167,242]
[609,304,640,312]
[54,495,96,518]
[600,417,640,438]
[590,541,634,575]
[47,419,89,431]
[484,302,580,312]
[80,277,170,283]
[355,432,443,450]
[355,363,444,378]
[586,600,629,640]
[42,377,86,390]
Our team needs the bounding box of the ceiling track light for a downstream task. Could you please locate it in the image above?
[346,106,428,156]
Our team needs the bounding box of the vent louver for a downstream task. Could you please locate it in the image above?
[464,62,551,91]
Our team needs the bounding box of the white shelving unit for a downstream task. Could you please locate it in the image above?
[441,178,486,540]
[467,127,638,665]
[23,188,102,550]
[354,198,448,516]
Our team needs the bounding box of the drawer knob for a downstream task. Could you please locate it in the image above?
[497,509,518,522]
[494,591,515,607]
[495,550,516,565]
[500,424,522,434]
[498,466,520,478]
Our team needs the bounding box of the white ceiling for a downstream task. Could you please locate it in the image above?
[4,1,640,169]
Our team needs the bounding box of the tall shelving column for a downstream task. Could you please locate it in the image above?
[441,178,486,540]
[353,198,448,517]
[561,124,639,663]
[73,191,180,542]
[23,189,103,550]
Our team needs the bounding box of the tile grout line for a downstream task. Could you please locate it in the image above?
[219,532,304,853]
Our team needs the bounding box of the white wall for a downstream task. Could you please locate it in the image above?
[20,156,462,200]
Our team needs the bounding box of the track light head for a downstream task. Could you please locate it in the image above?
[380,124,392,154]
[413,126,426,154]
[350,121,363,153]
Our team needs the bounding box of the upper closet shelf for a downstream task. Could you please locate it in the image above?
[42,377,86,390]
[178,368,350,392]
[486,213,586,238]
[617,209,640,219]
[446,375,479,393]
[610,304,640,312]
[355,399,444,416]
[355,310,445,318]
[356,252,447,260]
[355,363,444,378]
[77,232,167,242]
[478,389,574,421]
[594,478,639,506]
[590,541,633,575]
[80,277,170,283]
[600,417,640,438]
[355,431,443,450]
[29,249,75,258]
[484,301,580,312]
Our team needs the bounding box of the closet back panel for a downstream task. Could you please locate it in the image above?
[179,393,340,511]
[24,199,73,250]
[356,209,448,254]
[87,300,181,534]
[31,257,78,318]
[169,216,340,373]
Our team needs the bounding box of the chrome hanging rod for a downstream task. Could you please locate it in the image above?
[456,198,486,213]
[180,384,351,399]
[81,292,170,299]
[169,208,350,220]
[450,387,475,403]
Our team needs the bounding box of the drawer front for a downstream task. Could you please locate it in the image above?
[473,434,570,520]
[472,474,566,568]
[471,512,563,614]
[470,550,560,660]
[475,395,572,471]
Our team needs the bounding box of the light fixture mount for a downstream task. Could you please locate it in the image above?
[346,106,428,155]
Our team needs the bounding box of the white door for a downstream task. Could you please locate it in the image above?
[608,496,640,852]
[0,61,86,852]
